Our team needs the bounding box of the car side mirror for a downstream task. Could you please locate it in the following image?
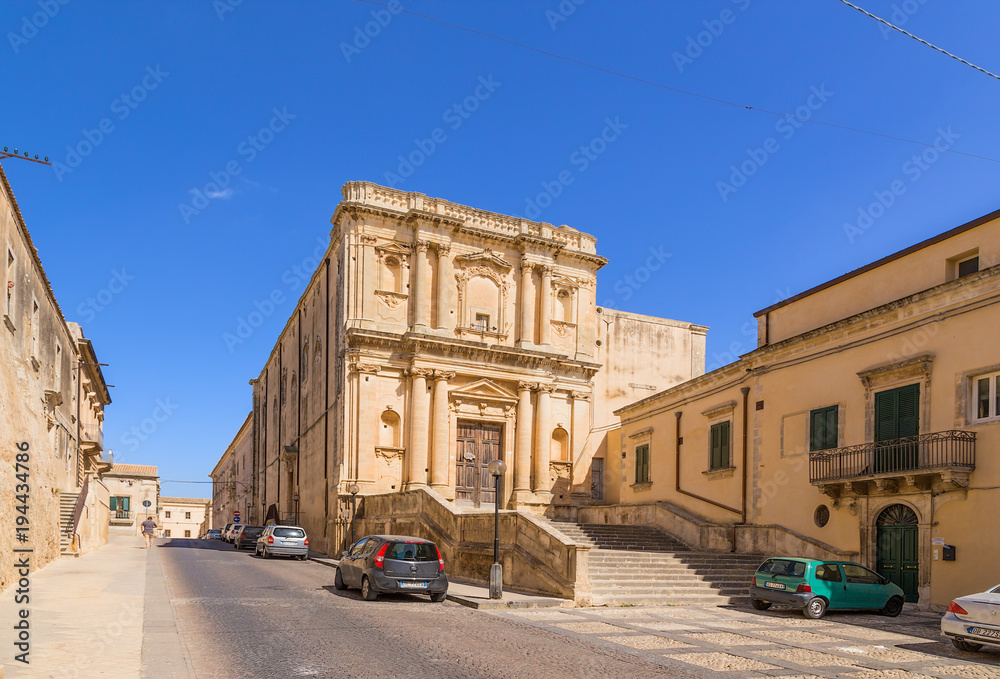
[341,551,349,557]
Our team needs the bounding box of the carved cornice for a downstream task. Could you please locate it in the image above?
[455,248,513,272]
[857,353,934,391]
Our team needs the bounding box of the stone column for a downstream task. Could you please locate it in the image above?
[538,265,552,345]
[356,363,380,483]
[406,368,432,489]
[514,382,534,493]
[570,391,591,497]
[518,259,535,346]
[533,384,555,495]
[430,370,455,491]
[412,240,431,331]
[435,243,451,331]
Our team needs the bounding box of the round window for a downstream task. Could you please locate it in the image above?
[814,505,830,528]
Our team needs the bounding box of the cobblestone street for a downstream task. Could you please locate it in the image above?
[489,604,1000,679]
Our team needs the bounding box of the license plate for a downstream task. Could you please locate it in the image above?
[969,627,1000,639]
[401,581,428,589]
[764,581,785,590]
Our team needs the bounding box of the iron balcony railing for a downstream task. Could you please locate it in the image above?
[809,430,976,483]
[112,510,133,520]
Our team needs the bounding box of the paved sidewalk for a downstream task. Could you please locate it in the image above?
[0,534,148,678]
[308,552,571,609]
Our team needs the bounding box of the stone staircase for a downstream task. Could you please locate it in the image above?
[548,521,761,606]
[58,491,80,555]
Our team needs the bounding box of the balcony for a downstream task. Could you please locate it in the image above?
[810,430,975,500]
[80,421,104,452]
[110,510,134,525]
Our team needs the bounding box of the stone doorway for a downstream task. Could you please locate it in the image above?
[455,421,501,507]
[876,504,919,603]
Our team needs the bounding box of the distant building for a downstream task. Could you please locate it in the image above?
[613,207,1000,609]
[209,413,252,530]
[102,464,159,535]
[158,498,211,538]
[233,182,705,554]
[0,162,113,580]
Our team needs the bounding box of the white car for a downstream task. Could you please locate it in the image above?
[942,583,1000,652]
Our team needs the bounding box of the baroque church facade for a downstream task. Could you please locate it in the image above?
[244,182,705,554]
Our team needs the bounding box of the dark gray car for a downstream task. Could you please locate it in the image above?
[233,525,264,550]
[334,535,448,602]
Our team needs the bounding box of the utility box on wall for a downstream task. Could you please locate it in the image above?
[943,545,956,561]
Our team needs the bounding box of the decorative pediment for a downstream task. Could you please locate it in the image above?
[376,241,412,255]
[448,378,518,404]
[455,248,512,272]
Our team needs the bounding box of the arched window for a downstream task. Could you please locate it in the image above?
[467,275,500,330]
[380,409,401,448]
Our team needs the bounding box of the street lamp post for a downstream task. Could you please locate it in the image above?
[487,458,507,599]
[348,484,360,547]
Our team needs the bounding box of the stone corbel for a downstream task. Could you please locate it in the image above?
[874,478,898,493]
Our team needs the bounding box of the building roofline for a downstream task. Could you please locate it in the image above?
[754,205,1000,318]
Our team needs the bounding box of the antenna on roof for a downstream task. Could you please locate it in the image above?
[1,146,52,166]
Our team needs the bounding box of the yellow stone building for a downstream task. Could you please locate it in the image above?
[236,182,706,555]
[612,208,1000,609]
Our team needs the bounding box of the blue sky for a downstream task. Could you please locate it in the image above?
[3,0,1000,498]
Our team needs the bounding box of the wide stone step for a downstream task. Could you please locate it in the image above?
[592,594,750,606]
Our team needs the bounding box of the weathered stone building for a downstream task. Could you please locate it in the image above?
[0,163,112,584]
[159,497,211,538]
[102,464,160,535]
[238,182,705,555]
[209,413,252,529]
[612,208,1000,609]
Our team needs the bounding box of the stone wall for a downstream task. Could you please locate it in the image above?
[354,488,591,602]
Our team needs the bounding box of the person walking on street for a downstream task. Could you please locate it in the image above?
[140,516,157,548]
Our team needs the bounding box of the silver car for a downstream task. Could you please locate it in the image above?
[942,583,1000,652]
[256,525,309,560]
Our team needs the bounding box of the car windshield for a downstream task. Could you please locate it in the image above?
[387,542,437,561]
[273,528,305,538]
[757,559,806,577]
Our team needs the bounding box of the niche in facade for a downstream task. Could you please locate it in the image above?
[374,242,411,323]
[379,408,401,448]
[455,249,511,339]
[551,426,570,462]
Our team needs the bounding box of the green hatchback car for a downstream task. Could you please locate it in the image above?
[749,557,906,619]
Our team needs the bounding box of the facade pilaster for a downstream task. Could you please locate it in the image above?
[435,243,451,331]
[532,383,555,496]
[406,367,433,489]
[355,362,380,484]
[430,370,455,493]
[412,240,431,330]
[538,265,552,345]
[518,259,535,346]
[513,381,534,494]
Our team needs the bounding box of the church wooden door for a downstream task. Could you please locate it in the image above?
[456,421,502,507]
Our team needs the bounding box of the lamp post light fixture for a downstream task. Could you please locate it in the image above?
[487,458,507,599]
[348,484,360,547]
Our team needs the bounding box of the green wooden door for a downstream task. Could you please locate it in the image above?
[874,384,919,473]
[876,505,919,603]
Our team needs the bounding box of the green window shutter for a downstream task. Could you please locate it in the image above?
[875,384,919,441]
[897,384,919,438]
[635,444,649,483]
[710,425,720,470]
[109,496,117,511]
[720,421,730,468]
[810,406,839,451]
[122,497,130,512]
[875,389,898,442]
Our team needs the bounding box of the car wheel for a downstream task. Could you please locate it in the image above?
[751,599,772,611]
[803,597,827,619]
[299,554,308,561]
[881,596,904,617]
[335,568,347,590]
[430,592,447,603]
[361,576,378,601]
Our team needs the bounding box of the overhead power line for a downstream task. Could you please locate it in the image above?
[352,0,999,164]
[838,0,1000,83]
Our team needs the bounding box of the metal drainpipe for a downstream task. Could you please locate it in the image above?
[673,410,742,550]
[739,386,750,553]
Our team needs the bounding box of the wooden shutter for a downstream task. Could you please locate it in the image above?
[810,406,838,451]
[875,390,898,442]
[109,496,117,511]
[897,384,919,437]
[123,496,130,512]
[720,421,730,467]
